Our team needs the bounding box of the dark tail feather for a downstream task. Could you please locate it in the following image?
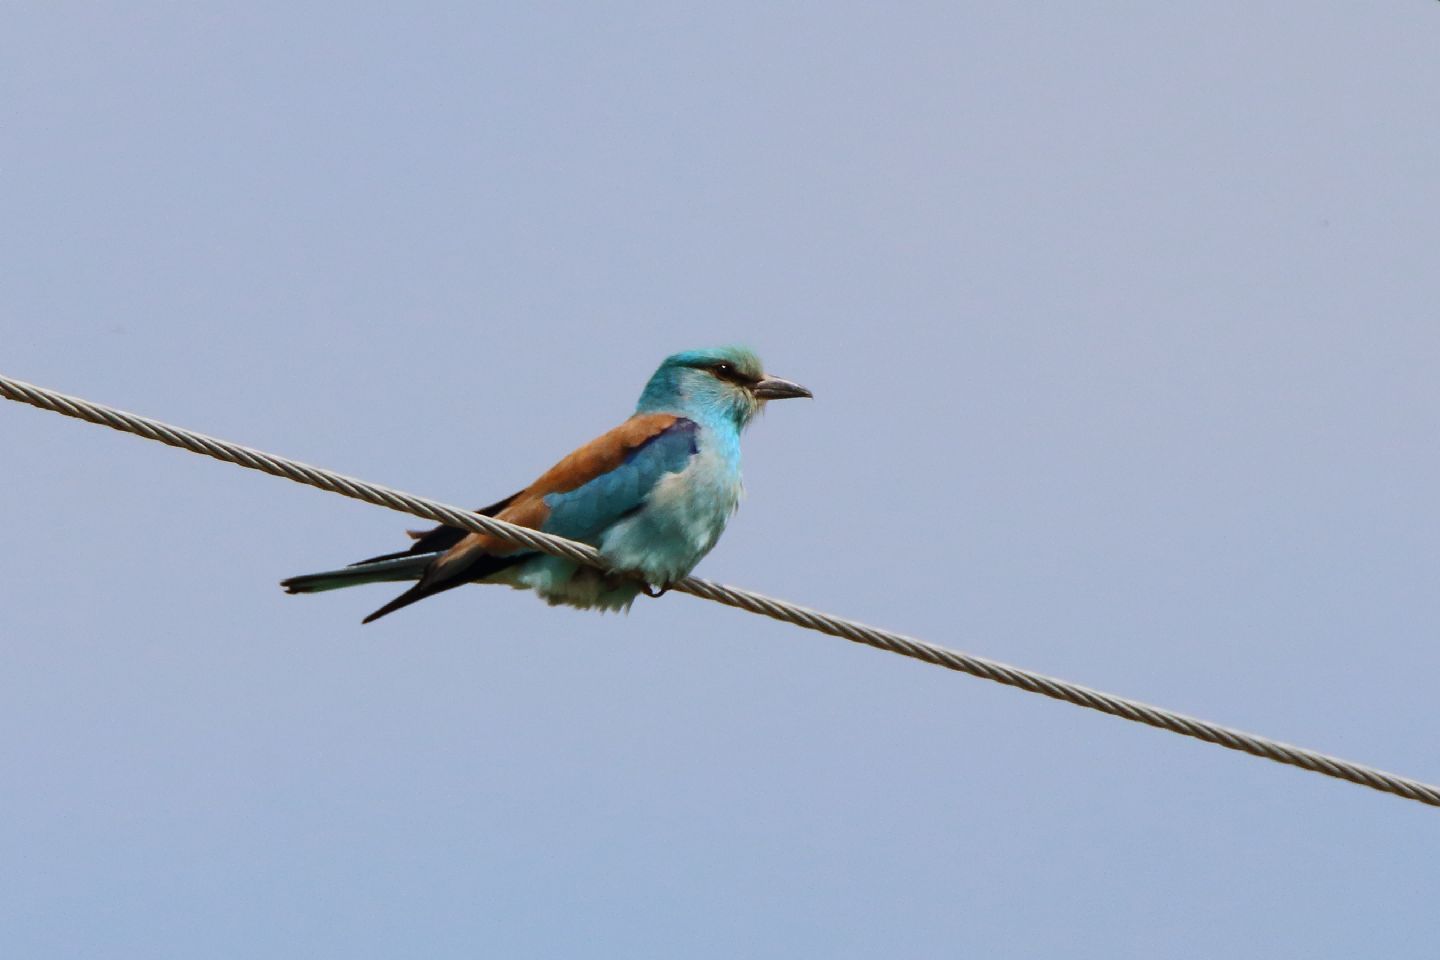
[361,578,471,624]
[361,553,528,624]
[280,554,435,595]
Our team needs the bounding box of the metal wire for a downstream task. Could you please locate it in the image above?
[4,371,1437,808]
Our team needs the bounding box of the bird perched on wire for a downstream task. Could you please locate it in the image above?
[280,346,812,623]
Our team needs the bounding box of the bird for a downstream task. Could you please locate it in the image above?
[280,346,812,623]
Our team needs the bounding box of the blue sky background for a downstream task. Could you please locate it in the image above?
[4,3,1439,956]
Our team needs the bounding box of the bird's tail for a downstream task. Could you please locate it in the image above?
[279,554,438,595]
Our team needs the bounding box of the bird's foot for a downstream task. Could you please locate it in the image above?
[640,581,673,599]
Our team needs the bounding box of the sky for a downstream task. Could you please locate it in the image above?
[3,2,1439,957]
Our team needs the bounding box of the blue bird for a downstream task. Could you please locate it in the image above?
[280,346,812,622]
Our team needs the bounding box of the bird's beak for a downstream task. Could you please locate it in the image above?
[751,376,814,400]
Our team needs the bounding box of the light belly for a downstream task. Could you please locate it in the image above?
[598,451,741,584]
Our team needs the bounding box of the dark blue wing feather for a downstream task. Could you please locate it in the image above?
[540,419,699,541]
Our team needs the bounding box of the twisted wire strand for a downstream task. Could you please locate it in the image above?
[4,371,1437,809]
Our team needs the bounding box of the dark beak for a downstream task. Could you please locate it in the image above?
[751,376,813,400]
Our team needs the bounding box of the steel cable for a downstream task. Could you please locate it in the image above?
[4,372,1436,808]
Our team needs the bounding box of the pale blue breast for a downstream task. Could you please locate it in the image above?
[599,421,742,584]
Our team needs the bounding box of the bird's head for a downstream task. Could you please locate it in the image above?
[636,346,812,428]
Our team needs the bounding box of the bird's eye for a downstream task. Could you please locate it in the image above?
[709,361,755,385]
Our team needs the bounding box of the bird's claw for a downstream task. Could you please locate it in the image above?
[641,581,672,598]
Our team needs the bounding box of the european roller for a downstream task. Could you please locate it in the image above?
[280,346,811,622]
